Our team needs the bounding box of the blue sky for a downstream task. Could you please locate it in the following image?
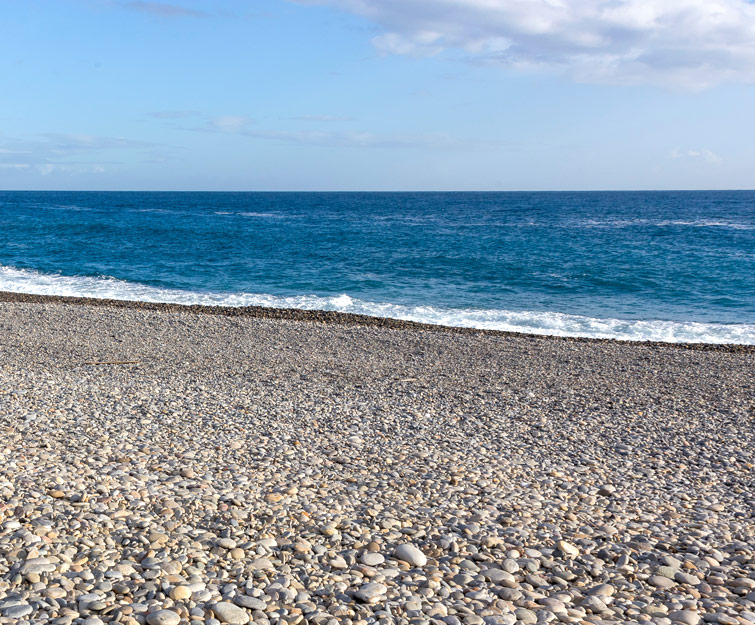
[2,0,755,190]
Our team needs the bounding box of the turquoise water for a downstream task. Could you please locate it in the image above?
[0,190,753,343]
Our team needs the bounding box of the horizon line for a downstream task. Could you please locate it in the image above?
[2,188,754,194]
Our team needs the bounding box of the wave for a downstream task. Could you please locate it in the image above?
[0,265,752,344]
[577,218,754,231]
[237,212,286,218]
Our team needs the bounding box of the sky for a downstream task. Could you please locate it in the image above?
[1,0,755,191]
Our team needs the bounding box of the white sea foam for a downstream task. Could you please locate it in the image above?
[1,265,752,345]
[578,218,754,230]
[237,212,285,218]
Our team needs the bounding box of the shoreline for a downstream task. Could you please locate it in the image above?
[1,290,752,353]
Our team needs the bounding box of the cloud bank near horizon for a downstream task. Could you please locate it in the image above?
[294,0,755,89]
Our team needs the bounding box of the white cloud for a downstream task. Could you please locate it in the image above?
[293,0,755,88]
[670,147,722,163]
[147,110,202,119]
[241,128,498,150]
[210,115,253,132]
[0,132,171,176]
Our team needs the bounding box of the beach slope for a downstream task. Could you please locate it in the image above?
[0,299,753,625]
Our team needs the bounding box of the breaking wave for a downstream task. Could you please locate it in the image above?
[1,265,752,345]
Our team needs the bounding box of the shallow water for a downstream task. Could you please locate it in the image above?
[1,190,753,343]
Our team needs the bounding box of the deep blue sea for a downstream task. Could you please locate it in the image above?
[1,191,753,344]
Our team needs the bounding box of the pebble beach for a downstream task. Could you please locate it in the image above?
[0,295,753,625]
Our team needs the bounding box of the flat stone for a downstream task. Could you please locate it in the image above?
[514,608,537,625]
[675,571,701,586]
[212,602,250,624]
[250,557,274,571]
[588,583,615,596]
[354,582,388,603]
[556,540,579,558]
[233,595,266,610]
[394,543,427,567]
[170,586,192,600]
[581,595,608,613]
[648,575,676,589]
[361,552,385,566]
[668,611,701,625]
[482,568,516,586]
[657,565,678,579]
[2,604,33,618]
[20,557,56,575]
[146,611,181,625]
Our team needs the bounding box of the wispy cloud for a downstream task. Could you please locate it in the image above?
[157,109,493,150]
[241,128,498,151]
[288,114,356,122]
[292,0,755,89]
[122,1,209,18]
[210,115,254,132]
[146,110,203,119]
[0,131,172,177]
[669,148,722,163]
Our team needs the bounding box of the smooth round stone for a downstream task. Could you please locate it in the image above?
[354,582,388,603]
[394,543,427,567]
[514,608,537,625]
[648,575,676,589]
[217,538,237,549]
[2,604,33,619]
[657,566,678,579]
[146,610,181,625]
[212,602,250,624]
[662,556,683,569]
[556,540,579,558]
[45,587,67,600]
[170,586,192,600]
[668,611,701,625]
[588,583,616,597]
[675,571,701,586]
[233,595,266,610]
[581,596,608,613]
[21,557,56,575]
[361,552,385,566]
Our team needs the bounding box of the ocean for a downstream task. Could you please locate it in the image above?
[0,190,753,344]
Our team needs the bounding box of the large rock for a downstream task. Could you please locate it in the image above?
[20,557,56,575]
[354,582,387,603]
[668,611,701,625]
[212,602,250,624]
[394,543,427,567]
[146,611,181,625]
[556,540,579,558]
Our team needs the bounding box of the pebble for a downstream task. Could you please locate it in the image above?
[0,301,751,625]
[669,611,701,625]
[354,582,388,603]
[394,543,427,567]
[212,602,250,624]
[170,586,192,600]
[146,611,181,625]
[361,552,385,566]
[649,575,677,589]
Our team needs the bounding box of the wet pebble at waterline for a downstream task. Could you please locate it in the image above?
[0,301,753,625]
